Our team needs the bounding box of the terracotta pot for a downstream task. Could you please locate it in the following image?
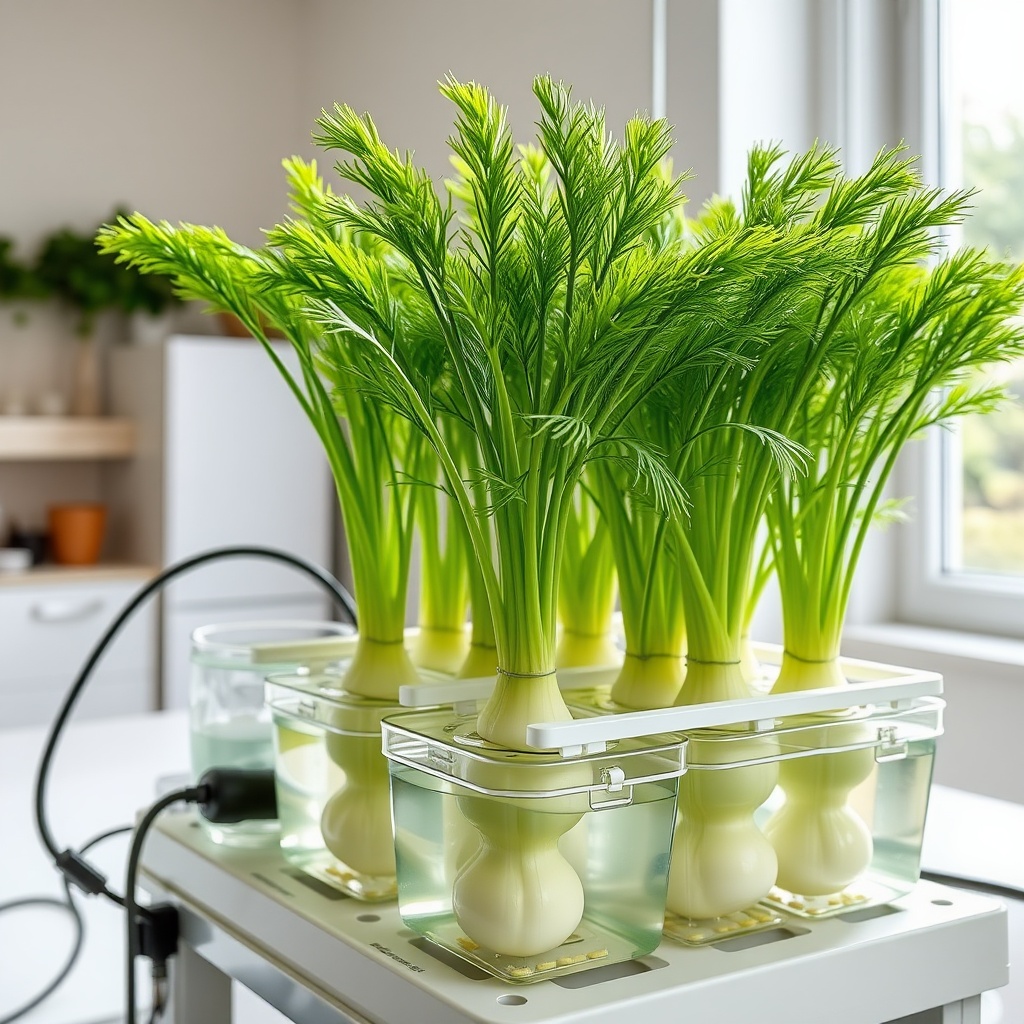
[48,503,107,565]
[216,311,285,339]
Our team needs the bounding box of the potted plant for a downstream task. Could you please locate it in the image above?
[34,219,120,415]
[0,235,50,414]
[0,235,49,321]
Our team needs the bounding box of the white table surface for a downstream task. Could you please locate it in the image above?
[1,710,1022,1024]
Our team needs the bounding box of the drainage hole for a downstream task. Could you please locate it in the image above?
[497,994,528,1006]
[931,899,953,907]
[356,913,381,922]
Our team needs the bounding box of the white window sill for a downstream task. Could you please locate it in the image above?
[843,622,1024,674]
[843,622,1024,804]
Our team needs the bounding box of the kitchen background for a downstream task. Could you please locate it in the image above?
[1,0,1021,805]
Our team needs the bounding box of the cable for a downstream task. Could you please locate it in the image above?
[146,969,168,1024]
[0,896,81,1024]
[34,545,355,878]
[22,544,356,1022]
[921,869,1024,902]
[0,825,131,1024]
[124,785,206,1024]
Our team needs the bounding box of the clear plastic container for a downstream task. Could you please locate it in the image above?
[658,696,944,943]
[381,708,686,984]
[189,620,353,846]
[268,666,403,900]
[758,700,941,913]
[490,649,945,948]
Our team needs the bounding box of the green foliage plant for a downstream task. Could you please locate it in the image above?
[760,181,1024,901]
[287,76,816,751]
[609,144,979,924]
[37,222,123,337]
[0,236,47,301]
[98,79,851,744]
[0,236,49,327]
[36,212,181,338]
[97,76,819,958]
[101,162,430,700]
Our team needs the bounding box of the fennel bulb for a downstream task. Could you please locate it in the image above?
[453,795,585,956]
[321,730,396,878]
[668,660,779,919]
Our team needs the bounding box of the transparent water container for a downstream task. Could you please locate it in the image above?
[489,651,946,949]
[189,620,354,846]
[661,696,943,943]
[382,708,686,984]
[268,667,403,901]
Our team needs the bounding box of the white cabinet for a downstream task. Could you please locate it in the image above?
[108,336,334,709]
[0,574,155,728]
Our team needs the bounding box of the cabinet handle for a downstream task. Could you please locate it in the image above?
[30,598,105,624]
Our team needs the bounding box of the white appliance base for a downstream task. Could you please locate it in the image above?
[140,811,1008,1024]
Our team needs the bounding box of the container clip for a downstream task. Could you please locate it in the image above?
[590,766,633,809]
[875,725,908,762]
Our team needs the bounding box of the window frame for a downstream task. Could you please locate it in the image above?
[892,0,1024,641]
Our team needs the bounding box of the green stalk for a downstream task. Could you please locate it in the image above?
[592,463,686,708]
[411,421,473,675]
[555,474,621,670]
[771,252,1024,691]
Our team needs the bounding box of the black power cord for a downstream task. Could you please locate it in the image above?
[21,545,356,1024]
[0,825,131,1024]
[124,784,207,1024]
[920,869,1024,903]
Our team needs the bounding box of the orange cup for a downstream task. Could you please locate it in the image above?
[48,503,107,565]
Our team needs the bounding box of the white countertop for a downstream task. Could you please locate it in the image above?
[1,709,1022,1024]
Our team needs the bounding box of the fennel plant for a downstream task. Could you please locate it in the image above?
[770,249,1024,687]
[294,76,799,750]
[99,160,430,702]
[659,144,962,705]
[645,144,972,923]
[763,231,1024,899]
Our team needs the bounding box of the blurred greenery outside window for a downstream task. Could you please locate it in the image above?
[945,0,1024,576]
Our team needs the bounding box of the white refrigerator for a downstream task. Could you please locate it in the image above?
[109,334,335,708]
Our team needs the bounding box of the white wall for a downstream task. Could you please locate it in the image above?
[666,0,721,207]
[0,0,306,250]
[0,0,308,528]
[718,0,819,197]
[302,0,655,182]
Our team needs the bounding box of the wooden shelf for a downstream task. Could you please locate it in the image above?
[0,417,137,460]
[0,563,157,587]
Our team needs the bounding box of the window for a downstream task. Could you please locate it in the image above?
[942,0,1024,579]
[894,0,1024,640]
